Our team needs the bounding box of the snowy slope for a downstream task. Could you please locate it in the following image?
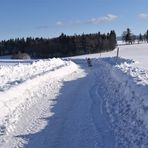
[0,43,148,148]
[71,43,148,69]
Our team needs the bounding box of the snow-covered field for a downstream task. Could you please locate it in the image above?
[72,43,148,69]
[0,43,148,148]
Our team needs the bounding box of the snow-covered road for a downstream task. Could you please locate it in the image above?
[0,59,116,148]
[24,64,112,148]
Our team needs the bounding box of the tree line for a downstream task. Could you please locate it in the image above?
[122,28,148,44]
[0,31,116,59]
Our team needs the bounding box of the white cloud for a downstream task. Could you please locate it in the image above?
[55,14,117,27]
[87,14,118,24]
[139,13,148,19]
[56,21,64,26]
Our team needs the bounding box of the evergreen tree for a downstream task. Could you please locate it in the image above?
[122,28,133,44]
[0,31,117,58]
[145,30,148,43]
[138,33,143,43]
[109,30,117,49]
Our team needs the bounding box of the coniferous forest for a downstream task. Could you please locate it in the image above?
[0,31,116,59]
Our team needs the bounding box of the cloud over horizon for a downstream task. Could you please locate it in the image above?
[55,14,118,27]
[138,13,148,19]
[56,21,64,26]
[87,14,118,24]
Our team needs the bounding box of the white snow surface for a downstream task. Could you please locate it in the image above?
[0,43,148,148]
[72,43,148,69]
[0,58,79,147]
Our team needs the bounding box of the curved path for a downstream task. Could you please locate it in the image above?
[1,60,116,148]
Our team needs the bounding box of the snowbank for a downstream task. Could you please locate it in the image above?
[0,58,79,136]
[0,58,67,91]
[96,58,148,148]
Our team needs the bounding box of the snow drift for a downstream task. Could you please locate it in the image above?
[0,58,79,138]
[96,57,148,148]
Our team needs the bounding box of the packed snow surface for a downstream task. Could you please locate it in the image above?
[0,43,148,148]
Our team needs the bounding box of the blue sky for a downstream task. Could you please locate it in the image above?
[0,0,148,40]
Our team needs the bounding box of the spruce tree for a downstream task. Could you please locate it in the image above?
[146,30,148,43]
[122,28,133,44]
[138,33,143,43]
[109,30,117,49]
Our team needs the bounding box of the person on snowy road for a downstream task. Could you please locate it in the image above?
[87,58,92,67]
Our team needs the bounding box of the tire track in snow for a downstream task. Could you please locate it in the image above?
[89,71,115,148]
